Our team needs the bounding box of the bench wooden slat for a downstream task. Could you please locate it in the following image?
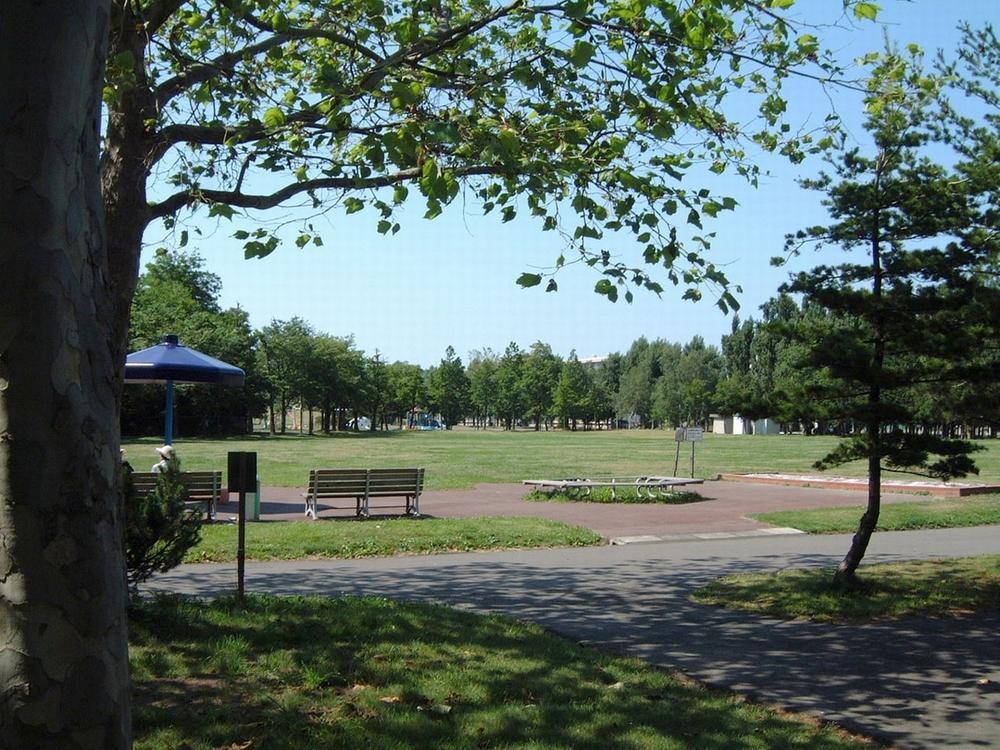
[129,470,221,519]
[303,468,423,519]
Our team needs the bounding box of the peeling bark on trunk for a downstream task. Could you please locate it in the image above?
[0,2,132,747]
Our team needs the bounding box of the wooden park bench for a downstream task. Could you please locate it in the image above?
[129,470,223,520]
[303,468,424,519]
[522,476,703,500]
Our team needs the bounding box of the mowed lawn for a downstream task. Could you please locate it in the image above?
[123,429,1000,491]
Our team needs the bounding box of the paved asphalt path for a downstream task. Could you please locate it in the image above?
[147,525,1000,749]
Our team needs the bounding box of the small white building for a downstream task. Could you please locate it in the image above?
[711,414,781,435]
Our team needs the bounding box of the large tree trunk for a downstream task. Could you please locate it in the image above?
[102,1,155,359]
[0,2,132,748]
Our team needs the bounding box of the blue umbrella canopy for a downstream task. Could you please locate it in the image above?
[125,334,245,386]
[125,335,245,443]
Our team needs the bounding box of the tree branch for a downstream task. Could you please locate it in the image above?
[148,164,507,219]
[155,34,299,109]
[150,113,392,166]
[154,2,524,112]
[353,1,526,91]
[217,0,383,63]
[137,0,189,36]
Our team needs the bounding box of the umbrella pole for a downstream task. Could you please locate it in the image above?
[165,379,175,444]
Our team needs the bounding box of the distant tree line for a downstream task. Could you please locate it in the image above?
[125,246,998,439]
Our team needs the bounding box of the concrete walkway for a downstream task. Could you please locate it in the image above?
[148,524,1000,749]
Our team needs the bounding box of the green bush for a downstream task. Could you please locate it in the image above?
[124,460,201,593]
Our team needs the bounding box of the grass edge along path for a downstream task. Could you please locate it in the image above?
[751,494,1000,534]
[692,555,1000,622]
[187,516,603,562]
[131,594,881,750]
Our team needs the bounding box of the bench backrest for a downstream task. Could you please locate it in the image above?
[307,468,423,498]
[129,471,222,501]
[367,468,423,496]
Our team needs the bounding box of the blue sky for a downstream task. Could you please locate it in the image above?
[140,0,996,367]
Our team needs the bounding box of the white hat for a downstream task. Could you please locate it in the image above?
[155,445,175,459]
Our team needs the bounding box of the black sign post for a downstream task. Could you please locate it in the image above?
[227,451,257,597]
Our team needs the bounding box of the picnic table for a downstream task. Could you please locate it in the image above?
[522,476,703,500]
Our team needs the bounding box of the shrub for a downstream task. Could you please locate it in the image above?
[123,460,201,593]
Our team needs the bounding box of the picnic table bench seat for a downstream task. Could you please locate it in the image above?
[130,470,222,519]
[303,467,424,519]
[522,476,702,499]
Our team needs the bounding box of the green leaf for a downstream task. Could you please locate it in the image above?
[594,279,618,302]
[853,2,880,21]
[344,197,364,214]
[517,273,543,288]
[570,40,596,68]
[111,51,135,72]
[796,34,819,54]
[262,107,286,129]
[208,203,235,220]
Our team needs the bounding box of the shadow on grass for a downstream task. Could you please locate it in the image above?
[130,594,873,750]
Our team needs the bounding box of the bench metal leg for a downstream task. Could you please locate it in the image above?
[357,494,370,518]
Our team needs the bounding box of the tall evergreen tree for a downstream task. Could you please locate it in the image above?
[777,41,1000,586]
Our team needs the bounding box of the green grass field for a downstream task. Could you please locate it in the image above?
[752,495,1000,533]
[124,429,1000,490]
[189,517,601,562]
[131,594,876,750]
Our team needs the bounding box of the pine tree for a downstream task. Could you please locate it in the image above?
[777,41,1000,586]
